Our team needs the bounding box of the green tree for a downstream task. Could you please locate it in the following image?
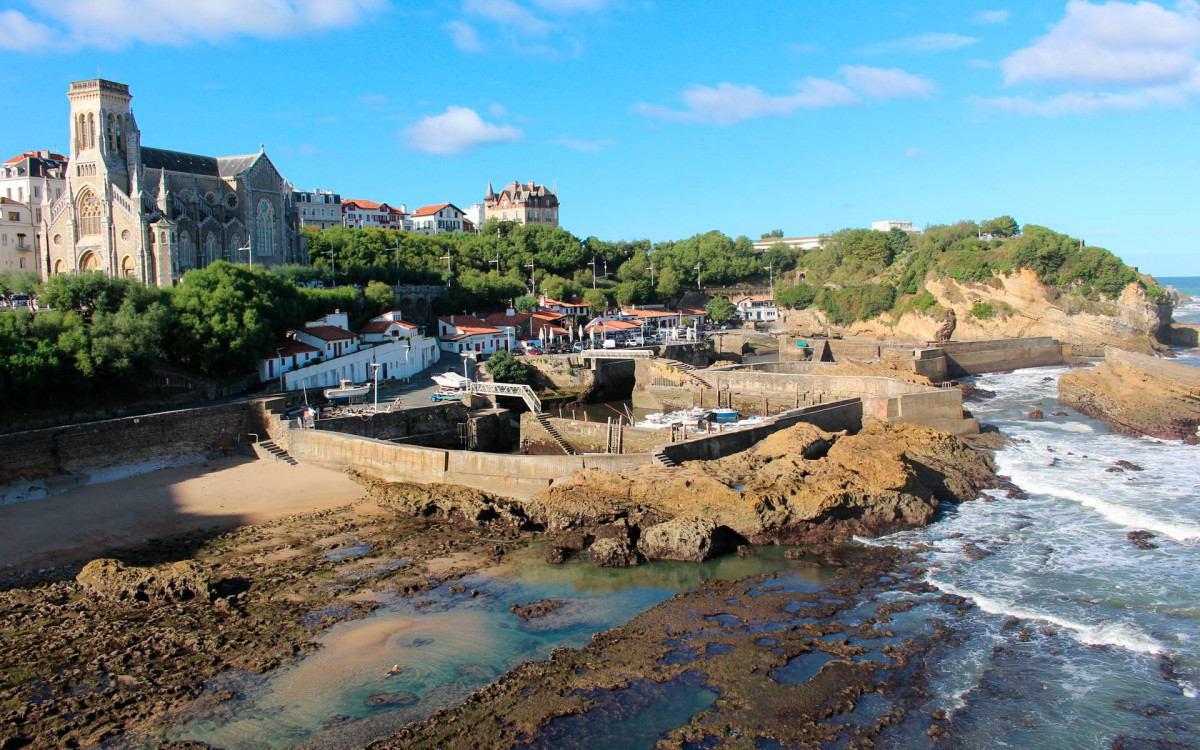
[981,215,1020,238]
[40,272,156,320]
[364,281,395,316]
[761,229,784,239]
[167,262,305,378]
[513,295,538,313]
[484,350,533,385]
[584,288,609,315]
[656,266,681,299]
[705,296,738,325]
[615,279,651,307]
[775,283,817,310]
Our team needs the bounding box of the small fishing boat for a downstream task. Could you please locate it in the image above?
[324,379,371,402]
[431,371,470,390]
[709,407,739,424]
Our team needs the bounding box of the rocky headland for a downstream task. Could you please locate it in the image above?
[1058,348,1200,444]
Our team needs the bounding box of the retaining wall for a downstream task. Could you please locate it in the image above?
[0,402,254,488]
[939,337,1065,376]
[286,428,652,500]
[659,400,862,464]
[520,414,669,454]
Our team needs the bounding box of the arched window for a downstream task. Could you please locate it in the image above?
[256,199,275,256]
[178,232,195,271]
[78,190,101,236]
[76,114,86,151]
[107,113,115,153]
[229,234,244,263]
[116,115,124,154]
[54,259,66,275]
[79,251,102,271]
[87,113,96,149]
[203,231,218,267]
[121,256,135,277]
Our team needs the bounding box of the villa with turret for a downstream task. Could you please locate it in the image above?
[483,180,559,227]
[41,78,303,286]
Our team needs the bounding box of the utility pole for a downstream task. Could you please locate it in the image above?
[368,363,381,413]
[695,262,702,290]
[764,263,773,290]
[588,256,598,289]
[648,262,654,289]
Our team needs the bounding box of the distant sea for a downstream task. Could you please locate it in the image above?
[1159,276,1200,325]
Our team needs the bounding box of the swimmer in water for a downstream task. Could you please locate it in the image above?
[383,664,401,678]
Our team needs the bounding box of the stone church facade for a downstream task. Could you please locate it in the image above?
[42,79,303,286]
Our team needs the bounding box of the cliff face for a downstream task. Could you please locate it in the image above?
[1058,348,1200,444]
[782,270,1171,354]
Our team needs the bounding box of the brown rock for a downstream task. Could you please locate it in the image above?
[637,517,734,563]
[1058,348,1200,444]
[75,558,210,603]
[588,537,640,567]
[1027,408,1044,420]
[543,546,566,565]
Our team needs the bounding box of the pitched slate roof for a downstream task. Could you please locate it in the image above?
[141,147,220,176]
[216,154,261,177]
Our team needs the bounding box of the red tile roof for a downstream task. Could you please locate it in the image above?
[343,199,383,210]
[734,295,775,304]
[529,311,566,325]
[4,150,67,164]
[484,312,532,327]
[623,308,677,319]
[438,315,502,335]
[271,340,320,357]
[299,325,357,341]
[586,319,640,331]
[413,203,451,217]
[360,320,394,334]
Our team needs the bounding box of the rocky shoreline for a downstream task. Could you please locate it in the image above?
[1058,348,1200,444]
[0,420,1000,749]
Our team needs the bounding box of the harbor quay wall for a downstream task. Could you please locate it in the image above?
[0,402,256,489]
[519,413,669,455]
[313,403,468,441]
[285,428,652,500]
[938,337,1065,377]
[659,400,863,465]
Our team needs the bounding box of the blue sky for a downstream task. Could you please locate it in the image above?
[2,0,1198,275]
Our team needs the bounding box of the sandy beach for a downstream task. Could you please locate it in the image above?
[0,456,365,574]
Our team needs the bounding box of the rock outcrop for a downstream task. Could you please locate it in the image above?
[588,537,640,567]
[1058,348,1200,444]
[637,517,734,563]
[76,558,210,603]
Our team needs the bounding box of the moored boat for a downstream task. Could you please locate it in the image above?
[324,379,371,402]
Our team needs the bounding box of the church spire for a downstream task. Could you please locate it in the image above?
[156,170,169,214]
[39,176,52,207]
[485,180,494,201]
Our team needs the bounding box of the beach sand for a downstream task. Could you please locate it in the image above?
[0,456,365,573]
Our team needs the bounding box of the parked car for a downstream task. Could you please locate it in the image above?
[602,338,617,349]
[571,341,586,353]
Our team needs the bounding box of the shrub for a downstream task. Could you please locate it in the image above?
[969,302,995,320]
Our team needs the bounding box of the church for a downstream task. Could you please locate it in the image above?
[42,79,304,286]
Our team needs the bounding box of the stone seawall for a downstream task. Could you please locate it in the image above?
[520,414,669,454]
[286,428,652,500]
[0,402,255,496]
[659,400,863,465]
[939,337,1065,377]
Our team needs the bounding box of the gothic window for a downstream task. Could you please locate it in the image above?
[76,114,86,151]
[256,199,275,256]
[107,113,115,152]
[78,191,101,236]
[79,251,102,271]
[116,115,124,154]
[122,256,135,276]
[203,231,218,267]
[178,232,195,271]
[229,234,245,263]
[87,113,96,149]
[54,259,66,275]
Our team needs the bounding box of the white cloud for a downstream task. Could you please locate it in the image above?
[633,66,935,125]
[277,144,325,156]
[444,20,484,52]
[858,32,980,55]
[972,9,1011,24]
[528,0,612,12]
[0,0,384,50]
[488,102,508,117]
[1002,0,1200,87]
[551,135,616,151]
[840,65,938,99]
[904,147,930,158]
[973,0,1200,115]
[463,0,554,38]
[401,106,523,154]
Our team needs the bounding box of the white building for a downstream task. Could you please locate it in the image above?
[342,199,407,230]
[293,189,341,230]
[411,203,466,234]
[484,180,559,227]
[734,294,778,322]
[462,202,484,232]
[871,220,921,234]
[1,150,68,272]
[0,198,38,273]
[359,310,420,344]
[437,314,505,354]
[538,294,590,318]
[259,310,440,391]
[751,235,822,253]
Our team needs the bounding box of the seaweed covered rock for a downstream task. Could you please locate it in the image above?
[588,537,640,567]
[75,558,210,603]
[637,517,735,563]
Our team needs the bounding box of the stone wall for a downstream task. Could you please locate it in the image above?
[938,337,1065,376]
[659,399,863,464]
[286,428,652,500]
[519,414,669,454]
[0,402,255,489]
[314,403,468,441]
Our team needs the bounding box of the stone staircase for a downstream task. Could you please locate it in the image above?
[256,439,299,466]
[652,449,679,468]
[534,412,578,455]
[667,359,713,389]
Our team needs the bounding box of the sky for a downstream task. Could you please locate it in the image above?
[1,0,1198,276]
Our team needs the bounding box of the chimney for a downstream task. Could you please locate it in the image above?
[400,204,407,214]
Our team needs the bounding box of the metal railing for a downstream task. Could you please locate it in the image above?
[467,381,542,412]
[579,348,653,360]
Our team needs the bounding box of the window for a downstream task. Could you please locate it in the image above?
[229,234,244,263]
[203,232,218,266]
[256,199,275,255]
[78,190,101,236]
[88,113,96,148]
[6,212,16,221]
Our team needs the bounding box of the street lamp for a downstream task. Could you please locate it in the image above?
[695,262,702,290]
[764,263,774,290]
[368,363,381,413]
[525,259,536,295]
[491,255,501,274]
[440,251,452,287]
[322,250,336,286]
[647,262,654,290]
[241,242,253,270]
[275,347,286,392]
[588,256,598,289]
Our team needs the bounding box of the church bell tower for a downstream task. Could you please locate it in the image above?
[68,79,133,195]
